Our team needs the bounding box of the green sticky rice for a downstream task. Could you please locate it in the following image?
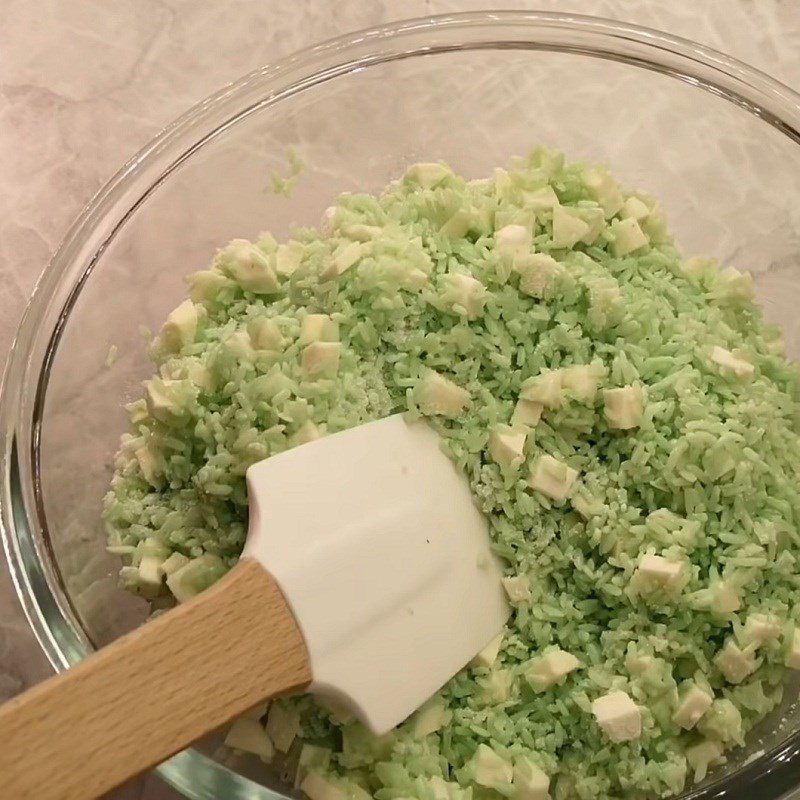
[103,149,800,800]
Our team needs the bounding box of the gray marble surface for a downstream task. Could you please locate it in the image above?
[1,1,799,798]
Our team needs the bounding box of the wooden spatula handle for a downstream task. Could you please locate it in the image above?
[0,557,311,800]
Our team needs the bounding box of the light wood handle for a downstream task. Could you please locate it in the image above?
[0,557,312,800]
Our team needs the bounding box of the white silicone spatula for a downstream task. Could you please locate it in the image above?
[0,414,508,800]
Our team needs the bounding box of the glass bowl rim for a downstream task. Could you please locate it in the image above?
[2,9,800,800]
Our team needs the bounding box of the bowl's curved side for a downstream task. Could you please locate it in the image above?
[2,11,800,800]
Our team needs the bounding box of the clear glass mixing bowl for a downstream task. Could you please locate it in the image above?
[2,10,800,800]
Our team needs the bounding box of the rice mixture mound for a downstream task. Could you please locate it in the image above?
[104,149,800,800]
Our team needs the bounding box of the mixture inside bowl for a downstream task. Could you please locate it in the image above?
[103,148,800,800]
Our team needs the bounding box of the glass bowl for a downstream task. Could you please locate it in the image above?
[2,10,800,800]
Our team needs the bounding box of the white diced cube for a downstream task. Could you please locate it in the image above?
[523,185,560,211]
[489,425,527,471]
[681,255,716,277]
[134,445,158,485]
[570,491,604,521]
[301,341,342,378]
[126,399,149,425]
[471,744,513,790]
[552,206,590,248]
[625,652,656,677]
[188,268,229,303]
[442,273,487,319]
[248,317,283,351]
[520,371,563,409]
[512,399,544,428]
[119,565,153,597]
[513,253,565,298]
[585,274,622,325]
[719,266,755,301]
[685,739,724,783]
[333,242,364,275]
[145,379,178,420]
[621,196,650,222]
[165,566,196,603]
[256,232,278,251]
[495,224,532,258]
[513,757,550,800]
[561,364,604,403]
[160,552,189,576]
[715,638,757,683]
[673,684,713,730]
[342,204,383,231]
[301,773,347,800]
[411,696,448,739]
[294,744,333,788]
[406,162,452,188]
[416,371,471,418]
[317,694,355,725]
[275,241,304,276]
[697,698,742,744]
[160,300,198,351]
[472,633,504,668]
[182,359,213,391]
[440,208,477,239]
[578,206,606,245]
[584,168,624,218]
[225,330,256,362]
[342,782,372,800]
[290,420,321,447]
[710,581,740,614]
[300,313,339,345]
[611,218,649,256]
[785,628,800,670]
[710,346,755,381]
[529,455,578,503]
[502,575,531,602]
[327,241,363,278]
[743,614,781,646]
[635,553,683,588]
[591,690,642,742]
[525,648,580,691]
[224,718,274,761]
[252,370,293,401]
[265,703,300,753]
[481,669,514,703]
[243,701,270,721]
[603,385,644,430]
[427,777,459,800]
[224,240,279,293]
[137,555,164,588]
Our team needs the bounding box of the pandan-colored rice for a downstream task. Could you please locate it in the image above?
[103,148,800,800]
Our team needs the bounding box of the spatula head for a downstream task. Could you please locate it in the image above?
[245,414,509,733]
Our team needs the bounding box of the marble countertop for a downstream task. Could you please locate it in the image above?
[1,1,799,798]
